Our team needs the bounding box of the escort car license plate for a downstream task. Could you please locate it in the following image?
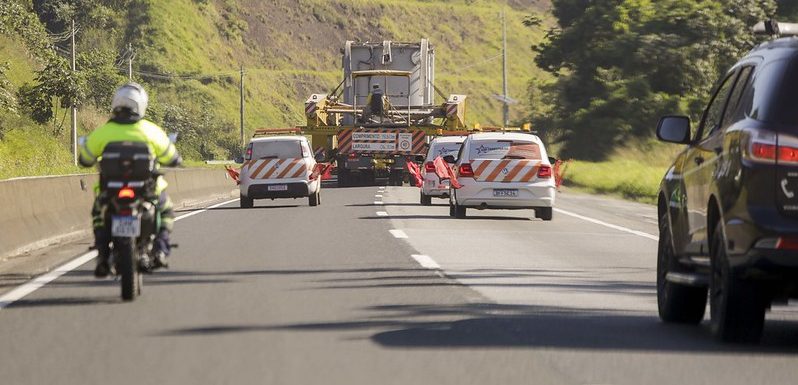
[111,215,141,237]
[493,189,518,197]
[268,184,288,191]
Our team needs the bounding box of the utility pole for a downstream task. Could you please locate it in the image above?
[70,19,78,166]
[239,65,245,151]
[501,9,509,128]
[128,43,133,81]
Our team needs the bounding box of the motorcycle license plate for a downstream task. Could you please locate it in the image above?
[493,189,518,197]
[112,215,141,237]
[268,184,288,191]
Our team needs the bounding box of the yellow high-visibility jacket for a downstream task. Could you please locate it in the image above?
[79,119,179,194]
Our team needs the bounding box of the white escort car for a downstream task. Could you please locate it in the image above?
[239,136,321,208]
[447,132,555,220]
[420,135,466,205]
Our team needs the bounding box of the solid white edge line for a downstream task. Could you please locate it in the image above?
[389,229,408,239]
[411,254,441,270]
[553,208,658,241]
[0,197,240,310]
[376,211,388,217]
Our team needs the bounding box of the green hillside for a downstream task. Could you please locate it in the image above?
[0,0,549,179]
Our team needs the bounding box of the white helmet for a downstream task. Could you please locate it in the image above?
[111,82,148,118]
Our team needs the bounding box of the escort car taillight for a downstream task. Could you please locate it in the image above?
[424,162,436,172]
[458,163,474,178]
[537,165,552,178]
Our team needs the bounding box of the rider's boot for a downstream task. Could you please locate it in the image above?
[93,228,112,278]
[152,229,170,269]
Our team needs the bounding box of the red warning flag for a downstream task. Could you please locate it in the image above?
[405,160,424,188]
[225,165,241,185]
[433,156,462,189]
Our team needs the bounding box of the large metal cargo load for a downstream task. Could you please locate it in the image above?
[341,40,434,125]
[300,39,471,187]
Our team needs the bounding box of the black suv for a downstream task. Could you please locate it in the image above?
[656,22,798,343]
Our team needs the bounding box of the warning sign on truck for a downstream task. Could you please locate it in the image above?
[338,129,426,154]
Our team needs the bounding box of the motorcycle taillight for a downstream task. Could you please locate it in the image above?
[118,209,133,216]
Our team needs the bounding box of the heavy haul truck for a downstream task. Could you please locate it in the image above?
[300,39,470,187]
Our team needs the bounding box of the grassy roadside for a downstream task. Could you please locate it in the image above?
[557,142,682,204]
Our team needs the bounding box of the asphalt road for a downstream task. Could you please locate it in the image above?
[2,183,798,384]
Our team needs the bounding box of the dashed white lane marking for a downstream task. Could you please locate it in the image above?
[376,211,388,217]
[554,208,658,241]
[0,198,241,310]
[375,194,383,198]
[411,254,441,269]
[378,186,386,190]
[374,201,384,205]
[389,229,408,239]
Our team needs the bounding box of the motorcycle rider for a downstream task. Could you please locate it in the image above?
[79,83,181,278]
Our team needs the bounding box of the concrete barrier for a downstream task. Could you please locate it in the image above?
[0,169,236,259]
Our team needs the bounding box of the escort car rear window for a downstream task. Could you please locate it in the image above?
[469,140,541,160]
[428,142,463,159]
[252,141,302,159]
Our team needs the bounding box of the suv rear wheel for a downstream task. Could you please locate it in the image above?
[657,208,706,324]
[709,224,767,343]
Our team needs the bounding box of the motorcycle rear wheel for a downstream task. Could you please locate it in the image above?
[116,238,140,301]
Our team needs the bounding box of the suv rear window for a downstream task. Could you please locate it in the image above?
[427,142,463,159]
[468,140,541,160]
[767,59,798,125]
[251,141,302,159]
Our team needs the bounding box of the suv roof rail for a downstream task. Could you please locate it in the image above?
[753,20,798,37]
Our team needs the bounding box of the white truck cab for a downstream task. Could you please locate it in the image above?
[421,135,466,205]
[239,136,320,208]
[448,132,555,220]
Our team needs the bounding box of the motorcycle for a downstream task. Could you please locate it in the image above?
[99,141,160,301]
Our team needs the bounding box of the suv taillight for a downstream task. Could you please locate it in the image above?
[537,165,552,178]
[424,162,436,172]
[348,153,358,160]
[745,129,798,165]
[458,163,474,177]
[245,144,253,160]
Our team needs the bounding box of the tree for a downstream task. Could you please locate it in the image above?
[532,0,776,160]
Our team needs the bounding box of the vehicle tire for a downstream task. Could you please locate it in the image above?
[455,203,467,218]
[421,192,432,206]
[657,210,706,324]
[116,238,138,301]
[449,202,456,217]
[240,194,253,208]
[535,207,553,221]
[710,225,767,343]
[309,190,319,207]
[338,169,349,187]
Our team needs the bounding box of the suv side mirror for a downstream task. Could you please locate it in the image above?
[656,116,691,144]
[443,155,456,164]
